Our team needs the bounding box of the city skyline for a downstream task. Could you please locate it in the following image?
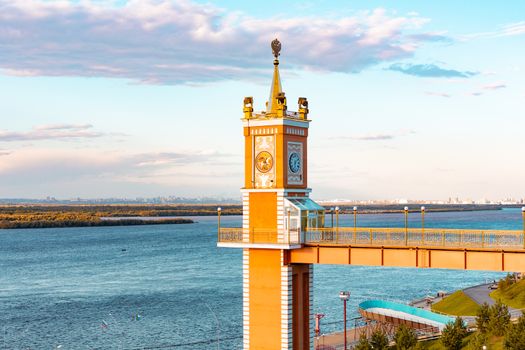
[1,1,524,200]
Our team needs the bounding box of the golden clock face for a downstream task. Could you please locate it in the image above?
[255,151,273,173]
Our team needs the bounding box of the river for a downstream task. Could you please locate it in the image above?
[1,208,522,349]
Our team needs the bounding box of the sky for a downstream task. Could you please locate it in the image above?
[0,0,524,201]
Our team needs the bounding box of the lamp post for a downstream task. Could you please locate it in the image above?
[217,207,222,241]
[287,207,291,244]
[330,207,334,228]
[421,206,425,245]
[522,207,525,249]
[353,206,357,243]
[314,313,325,337]
[339,291,350,350]
[335,206,340,242]
[404,206,409,246]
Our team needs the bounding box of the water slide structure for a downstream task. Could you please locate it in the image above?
[358,300,455,332]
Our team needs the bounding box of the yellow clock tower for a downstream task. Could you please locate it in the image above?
[219,39,325,350]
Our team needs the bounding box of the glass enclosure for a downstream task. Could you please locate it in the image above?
[284,197,325,233]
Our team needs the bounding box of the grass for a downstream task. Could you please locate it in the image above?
[421,333,503,349]
[490,279,525,309]
[431,291,480,316]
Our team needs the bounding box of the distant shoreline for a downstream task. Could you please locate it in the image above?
[0,204,516,230]
[0,218,194,229]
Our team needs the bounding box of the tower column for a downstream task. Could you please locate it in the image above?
[243,248,312,350]
[222,38,320,350]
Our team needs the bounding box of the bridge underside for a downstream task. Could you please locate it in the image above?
[289,245,525,272]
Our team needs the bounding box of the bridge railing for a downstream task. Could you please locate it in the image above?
[217,227,243,242]
[218,228,301,244]
[218,227,524,249]
[304,227,524,249]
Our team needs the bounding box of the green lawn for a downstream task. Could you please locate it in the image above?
[421,333,503,349]
[431,291,480,316]
[490,279,525,309]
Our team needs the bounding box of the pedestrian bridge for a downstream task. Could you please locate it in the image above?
[217,227,525,272]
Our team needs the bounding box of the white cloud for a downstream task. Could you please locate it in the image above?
[0,148,237,182]
[333,129,416,141]
[461,21,525,40]
[425,91,451,98]
[0,124,118,142]
[482,82,506,90]
[0,147,242,197]
[0,1,445,84]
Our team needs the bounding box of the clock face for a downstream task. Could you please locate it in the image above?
[255,151,273,173]
[288,152,301,173]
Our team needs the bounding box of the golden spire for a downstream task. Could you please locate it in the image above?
[267,39,286,117]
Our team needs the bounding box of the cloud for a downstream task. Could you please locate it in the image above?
[388,63,478,78]
[0,124,111,142]
[408,32,451,43]
[0,150,10,156]
[482,83,506,90]
[467,83,506,96]
[462,21,525,40]
[350,134,395,141]
[334,129,415,141]
[425,91,451,98]
[0,1,444,84]
[0,148,239,189]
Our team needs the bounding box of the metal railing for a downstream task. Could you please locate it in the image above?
[305,227,524,250]
[218,228,302,244]
[218,226,525,250]
[217,228,243,242]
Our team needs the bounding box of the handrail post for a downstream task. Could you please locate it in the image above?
[441,230,445,246]
[217,207,222,241]
[369,229,373,244]
[482,231,485,248]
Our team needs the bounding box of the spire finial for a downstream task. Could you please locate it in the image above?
[271,38,281,63]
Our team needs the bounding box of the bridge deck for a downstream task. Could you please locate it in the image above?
[218,227,525,272]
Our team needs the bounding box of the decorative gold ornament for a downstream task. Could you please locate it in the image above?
[255,151,273,173]
[271,38,281,58]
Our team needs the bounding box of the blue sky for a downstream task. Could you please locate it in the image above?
[0,0,524,201]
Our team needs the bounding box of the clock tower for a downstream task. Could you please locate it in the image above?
[234,39,324,350]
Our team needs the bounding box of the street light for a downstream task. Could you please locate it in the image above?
[353,206,357,243]
[404,206,409,246]
[314,313,325,337]
[217,207,222,241]
[330,207,334,228]
[522,207,525,249]
[287,207,291,244]
[339,291,351,350]
[335,206,340,242]
[421,206,425,244]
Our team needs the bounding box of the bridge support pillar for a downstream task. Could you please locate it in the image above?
[243,248,313,350]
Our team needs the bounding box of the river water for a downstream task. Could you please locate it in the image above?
[0,208,522,349]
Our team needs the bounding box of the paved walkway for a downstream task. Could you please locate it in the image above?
[463,283,499,306]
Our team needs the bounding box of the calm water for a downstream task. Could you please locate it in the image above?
[0,209,522,349]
